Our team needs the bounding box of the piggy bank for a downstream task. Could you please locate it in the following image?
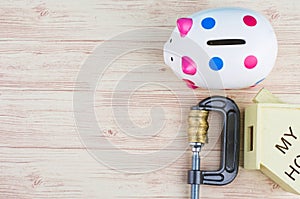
[163,7,277,89]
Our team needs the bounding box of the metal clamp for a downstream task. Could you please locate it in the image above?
[187,96,240,199]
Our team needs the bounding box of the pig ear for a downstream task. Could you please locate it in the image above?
[177,18,193,37]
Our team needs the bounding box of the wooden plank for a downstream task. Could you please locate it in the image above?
[0,1,298,41]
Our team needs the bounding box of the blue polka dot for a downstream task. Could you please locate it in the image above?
[209,57,223,71]
[201,17,216,29]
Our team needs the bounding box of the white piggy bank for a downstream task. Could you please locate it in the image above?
[163,7,277,89]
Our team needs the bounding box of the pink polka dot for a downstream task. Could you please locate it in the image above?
[182,56,197,75]
[183,79,198,89]
[244,55,258,69]
[243,15,257,27]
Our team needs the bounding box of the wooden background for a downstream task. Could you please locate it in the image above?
[1,0,300,198]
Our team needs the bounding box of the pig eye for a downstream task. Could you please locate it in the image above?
[170,38,172,43]
[170,57,174,62]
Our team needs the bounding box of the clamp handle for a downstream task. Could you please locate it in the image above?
[197,96,240,185]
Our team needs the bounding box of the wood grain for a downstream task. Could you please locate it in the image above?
[0,0,300,198]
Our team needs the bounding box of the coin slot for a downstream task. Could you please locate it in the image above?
[207,39,246,46]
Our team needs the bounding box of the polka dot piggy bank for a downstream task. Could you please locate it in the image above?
[163,7,277,89]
